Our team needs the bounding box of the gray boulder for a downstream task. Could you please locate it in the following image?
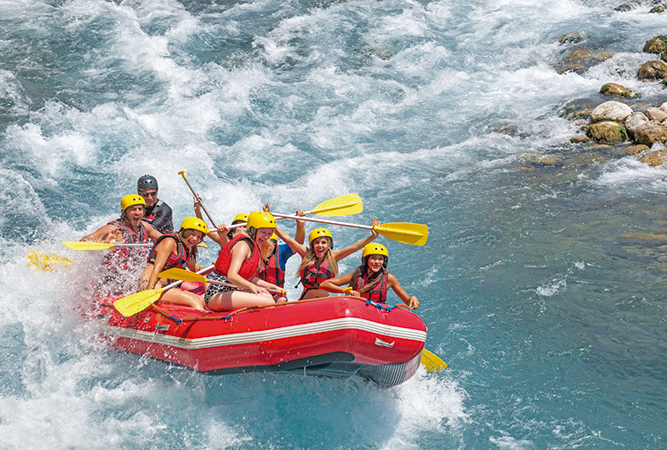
[646,107,667,122]
[625,112,650,136]
[591,101,633,122]
[633,121,667,146]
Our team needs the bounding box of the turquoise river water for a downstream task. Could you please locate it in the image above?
[1,0,667,448]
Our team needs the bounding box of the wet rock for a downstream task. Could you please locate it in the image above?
[360,47,395,61]
[557,47,613,74]
[557,31,588,45]
[626,144,650,155]
[646,107,667,122]
[521,154,562,166]
[599,82,633,98]
[591,101,633,122]
[633,121,667,145]
[586,121,628,144]
[570,136,591,144]
[638,60,667,81]
[568,109,592,120]
[650,5,666,12]
[643,36,667,54]
[641,150,667,166]
[660,102,667,113]
[491,125,519,135]
[615,0,642,11]
[625,112,649,137]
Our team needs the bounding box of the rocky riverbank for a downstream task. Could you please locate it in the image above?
[517,25,667,169]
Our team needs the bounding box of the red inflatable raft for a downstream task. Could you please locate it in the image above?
[87,296,428,387]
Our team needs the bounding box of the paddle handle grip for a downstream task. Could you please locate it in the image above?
[271,213,372,231]
[179,170,219,229]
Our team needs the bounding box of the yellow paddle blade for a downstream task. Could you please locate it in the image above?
[63,241,114,251]
[376,222,429,246]
[158,268,208,283]
[113,288,164,316]
[421,348,447,372]
[27,250,73,271]
[309,194,363,216]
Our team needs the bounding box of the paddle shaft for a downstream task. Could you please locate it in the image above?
[271,213,374,231]
[178,170,219,229]
[107,243,152,248]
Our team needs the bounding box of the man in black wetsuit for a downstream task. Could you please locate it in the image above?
[137,174,174,233]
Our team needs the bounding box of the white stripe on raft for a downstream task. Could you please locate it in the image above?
[92,317,427,350]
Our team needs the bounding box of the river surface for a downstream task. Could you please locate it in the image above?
[1,0,667,448]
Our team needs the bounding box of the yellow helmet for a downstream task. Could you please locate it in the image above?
[309,228,332,244]
[362,243,388,259]
[270,233,278,241]
[120,194,146,211]
[179,217,209,235]
[362,243,388,268]
[232,213,248,224]
[246,211,276,230]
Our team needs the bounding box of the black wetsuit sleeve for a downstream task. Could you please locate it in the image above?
[153,202,174,233]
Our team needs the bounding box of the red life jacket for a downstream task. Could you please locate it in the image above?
[107,218,149,244]
[354,271,389,303]
[261,246,285,287]
[300,256,334,290]
[147,233,190,270]
[214,234,260,280]
[103,219,150,270]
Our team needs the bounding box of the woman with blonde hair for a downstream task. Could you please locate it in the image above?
[275,217,379,300]
[205,211,285,311]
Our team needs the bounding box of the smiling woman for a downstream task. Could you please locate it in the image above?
[320,243,420,310]
[205,211,285,311]
[138,216,209,310]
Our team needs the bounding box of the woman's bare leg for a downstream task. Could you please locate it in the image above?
[207,290,275,311]
[160,288,207,311]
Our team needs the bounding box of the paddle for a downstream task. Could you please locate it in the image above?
[271,214,429,246]
[158,268,286,295]
[305,194,363,216]
[421,348,447,372]
[63,241,152,251]
[27,250,73,271]
[178,170,219,228]
[113,265,215,316]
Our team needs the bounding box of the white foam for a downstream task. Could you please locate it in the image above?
[381,370,467,449]
[536,277,567,297]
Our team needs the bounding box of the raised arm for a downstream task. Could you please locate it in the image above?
[332,217,380,262]
[294,210,306,244]
[275,227,308,257]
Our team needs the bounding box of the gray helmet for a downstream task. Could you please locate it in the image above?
[137,175,158,191]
